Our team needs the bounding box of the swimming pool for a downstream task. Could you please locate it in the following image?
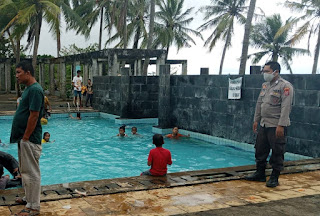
[0,114,257,186]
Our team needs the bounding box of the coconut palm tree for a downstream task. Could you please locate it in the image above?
[73,0,112,50]
[2,0,89,68]
[153,0,202,60]
[106,0,149,49]
[283,0,320,74]
[142,0,155,75]
[248,14,310,73]
[198,0,248,75]
[239,0,257,75]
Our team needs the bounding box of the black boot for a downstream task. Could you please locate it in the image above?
[266,170,280,187]
[244,168,266,182]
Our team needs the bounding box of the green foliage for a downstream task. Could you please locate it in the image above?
[0,35,14,58]
[283,0,320,74]
[60,43,99,56]
[153,0,202,57]
[248,14,310,73]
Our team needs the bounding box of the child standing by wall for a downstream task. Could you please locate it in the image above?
[141,134,172,176]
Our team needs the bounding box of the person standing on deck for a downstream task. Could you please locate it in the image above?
[244,61,294,188]
[72,70,83,107]
[10,61,44,215]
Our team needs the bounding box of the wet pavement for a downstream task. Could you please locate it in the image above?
[1,171,320,215]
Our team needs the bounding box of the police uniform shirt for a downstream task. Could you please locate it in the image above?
[254,77,294,128]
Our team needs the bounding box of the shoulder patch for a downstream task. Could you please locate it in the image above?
[284,87,290,96]
[262,84,267,89]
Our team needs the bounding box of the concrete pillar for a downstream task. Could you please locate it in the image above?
[0,63,5,91]
[83,64,89,85]
[112,54,119,76]
[39,63,45,88]
[73,61,80,77]
[120,67,130,118]
[49,63,55,95]
[98,62,103,76]
[89,63,93,81]
[60,61,66,99]
[92,59,98,78]
[134,60,138,76]
[156,54,166,76]
[137,60,142,76]
[200,68,209,75]
[182,62,188,75]
[250,65,261,75]
[5,59,11,93]
[158,65,171,128]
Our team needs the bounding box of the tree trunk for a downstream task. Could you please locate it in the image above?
[57,12,61,57]
[219,26,232,75]
[239,0,256,75]
[142,0,155,75]
[133,25,141,49]
[123,0,128,49]
[57,28,61,57]
[99,7,104,50]
[166,45,169,61]
[6,30,17,58]
[312,26,320,74]
[32,15,42,70]
[272,52,278,62]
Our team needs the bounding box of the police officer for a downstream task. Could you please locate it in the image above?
[245,61,294,187]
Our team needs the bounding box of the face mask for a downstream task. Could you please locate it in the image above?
[263,71,276,82]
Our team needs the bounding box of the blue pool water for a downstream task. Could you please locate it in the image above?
[0,116,256,185]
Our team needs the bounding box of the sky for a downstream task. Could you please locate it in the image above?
[28,0,319,75]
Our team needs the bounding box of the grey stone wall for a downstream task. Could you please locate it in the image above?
[170,74,320,157]
[93,74,320,157]
[93,76,159,118]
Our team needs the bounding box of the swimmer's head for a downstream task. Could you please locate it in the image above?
[153,134,164,147]
[172,127,179,135]
[119,125,126,136]
[77,112,81,119]
[131,127,137,134]
[43,132,50,142]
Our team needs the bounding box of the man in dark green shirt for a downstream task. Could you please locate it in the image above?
[10,61,44,216]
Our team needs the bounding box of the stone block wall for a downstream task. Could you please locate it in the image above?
[170,74,320,157]
[93,76,159,118]
[93,74,320,157]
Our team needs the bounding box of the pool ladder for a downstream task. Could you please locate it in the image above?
[66,102,71,113]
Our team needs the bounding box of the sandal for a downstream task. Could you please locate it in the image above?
[15,197,27,205]
[15,208,40,216]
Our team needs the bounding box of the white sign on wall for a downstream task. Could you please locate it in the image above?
[228,77,242,100]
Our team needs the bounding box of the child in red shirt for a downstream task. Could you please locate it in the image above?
[141,134,172,176]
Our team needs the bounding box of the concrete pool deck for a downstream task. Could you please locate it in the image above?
[2,170,320,215]
[1,159,320,215]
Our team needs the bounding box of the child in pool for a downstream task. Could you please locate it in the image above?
[42,132,55,144]
[131,127,139,135]
[69,112,81,120]
[165,127,190,139]
[117,125,127,137]
[141,134,172,176]
[41,113,48,125]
